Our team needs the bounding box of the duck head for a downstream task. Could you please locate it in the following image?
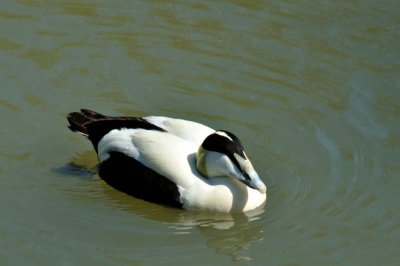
[196,130,267,194]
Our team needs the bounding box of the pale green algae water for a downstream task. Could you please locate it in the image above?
[0,0,399,265]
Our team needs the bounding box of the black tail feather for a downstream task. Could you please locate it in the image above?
[80,109,106,120]
[67,109,166,150]
[67,109,107,135]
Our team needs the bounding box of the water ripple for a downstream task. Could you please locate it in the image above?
[1,0,399,264]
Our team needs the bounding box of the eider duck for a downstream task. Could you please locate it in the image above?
[67,109,266,213]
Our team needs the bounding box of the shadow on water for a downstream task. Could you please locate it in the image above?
[54,152,266,262]
[53,162,97,180]
[52,150,98,179]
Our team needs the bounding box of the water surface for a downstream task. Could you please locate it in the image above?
[1,0,399,265]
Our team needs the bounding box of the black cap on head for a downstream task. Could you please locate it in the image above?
[201,130,246,171]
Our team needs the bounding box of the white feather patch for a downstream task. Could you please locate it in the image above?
[144,116,214,145]
[215,131,233,141]
[97,129,139,162]
[128,129,197,188]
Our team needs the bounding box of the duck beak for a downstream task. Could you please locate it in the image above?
[242,170,267,194]
[234,154,267,194]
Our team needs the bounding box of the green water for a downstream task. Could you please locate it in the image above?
[1,0,399,265]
